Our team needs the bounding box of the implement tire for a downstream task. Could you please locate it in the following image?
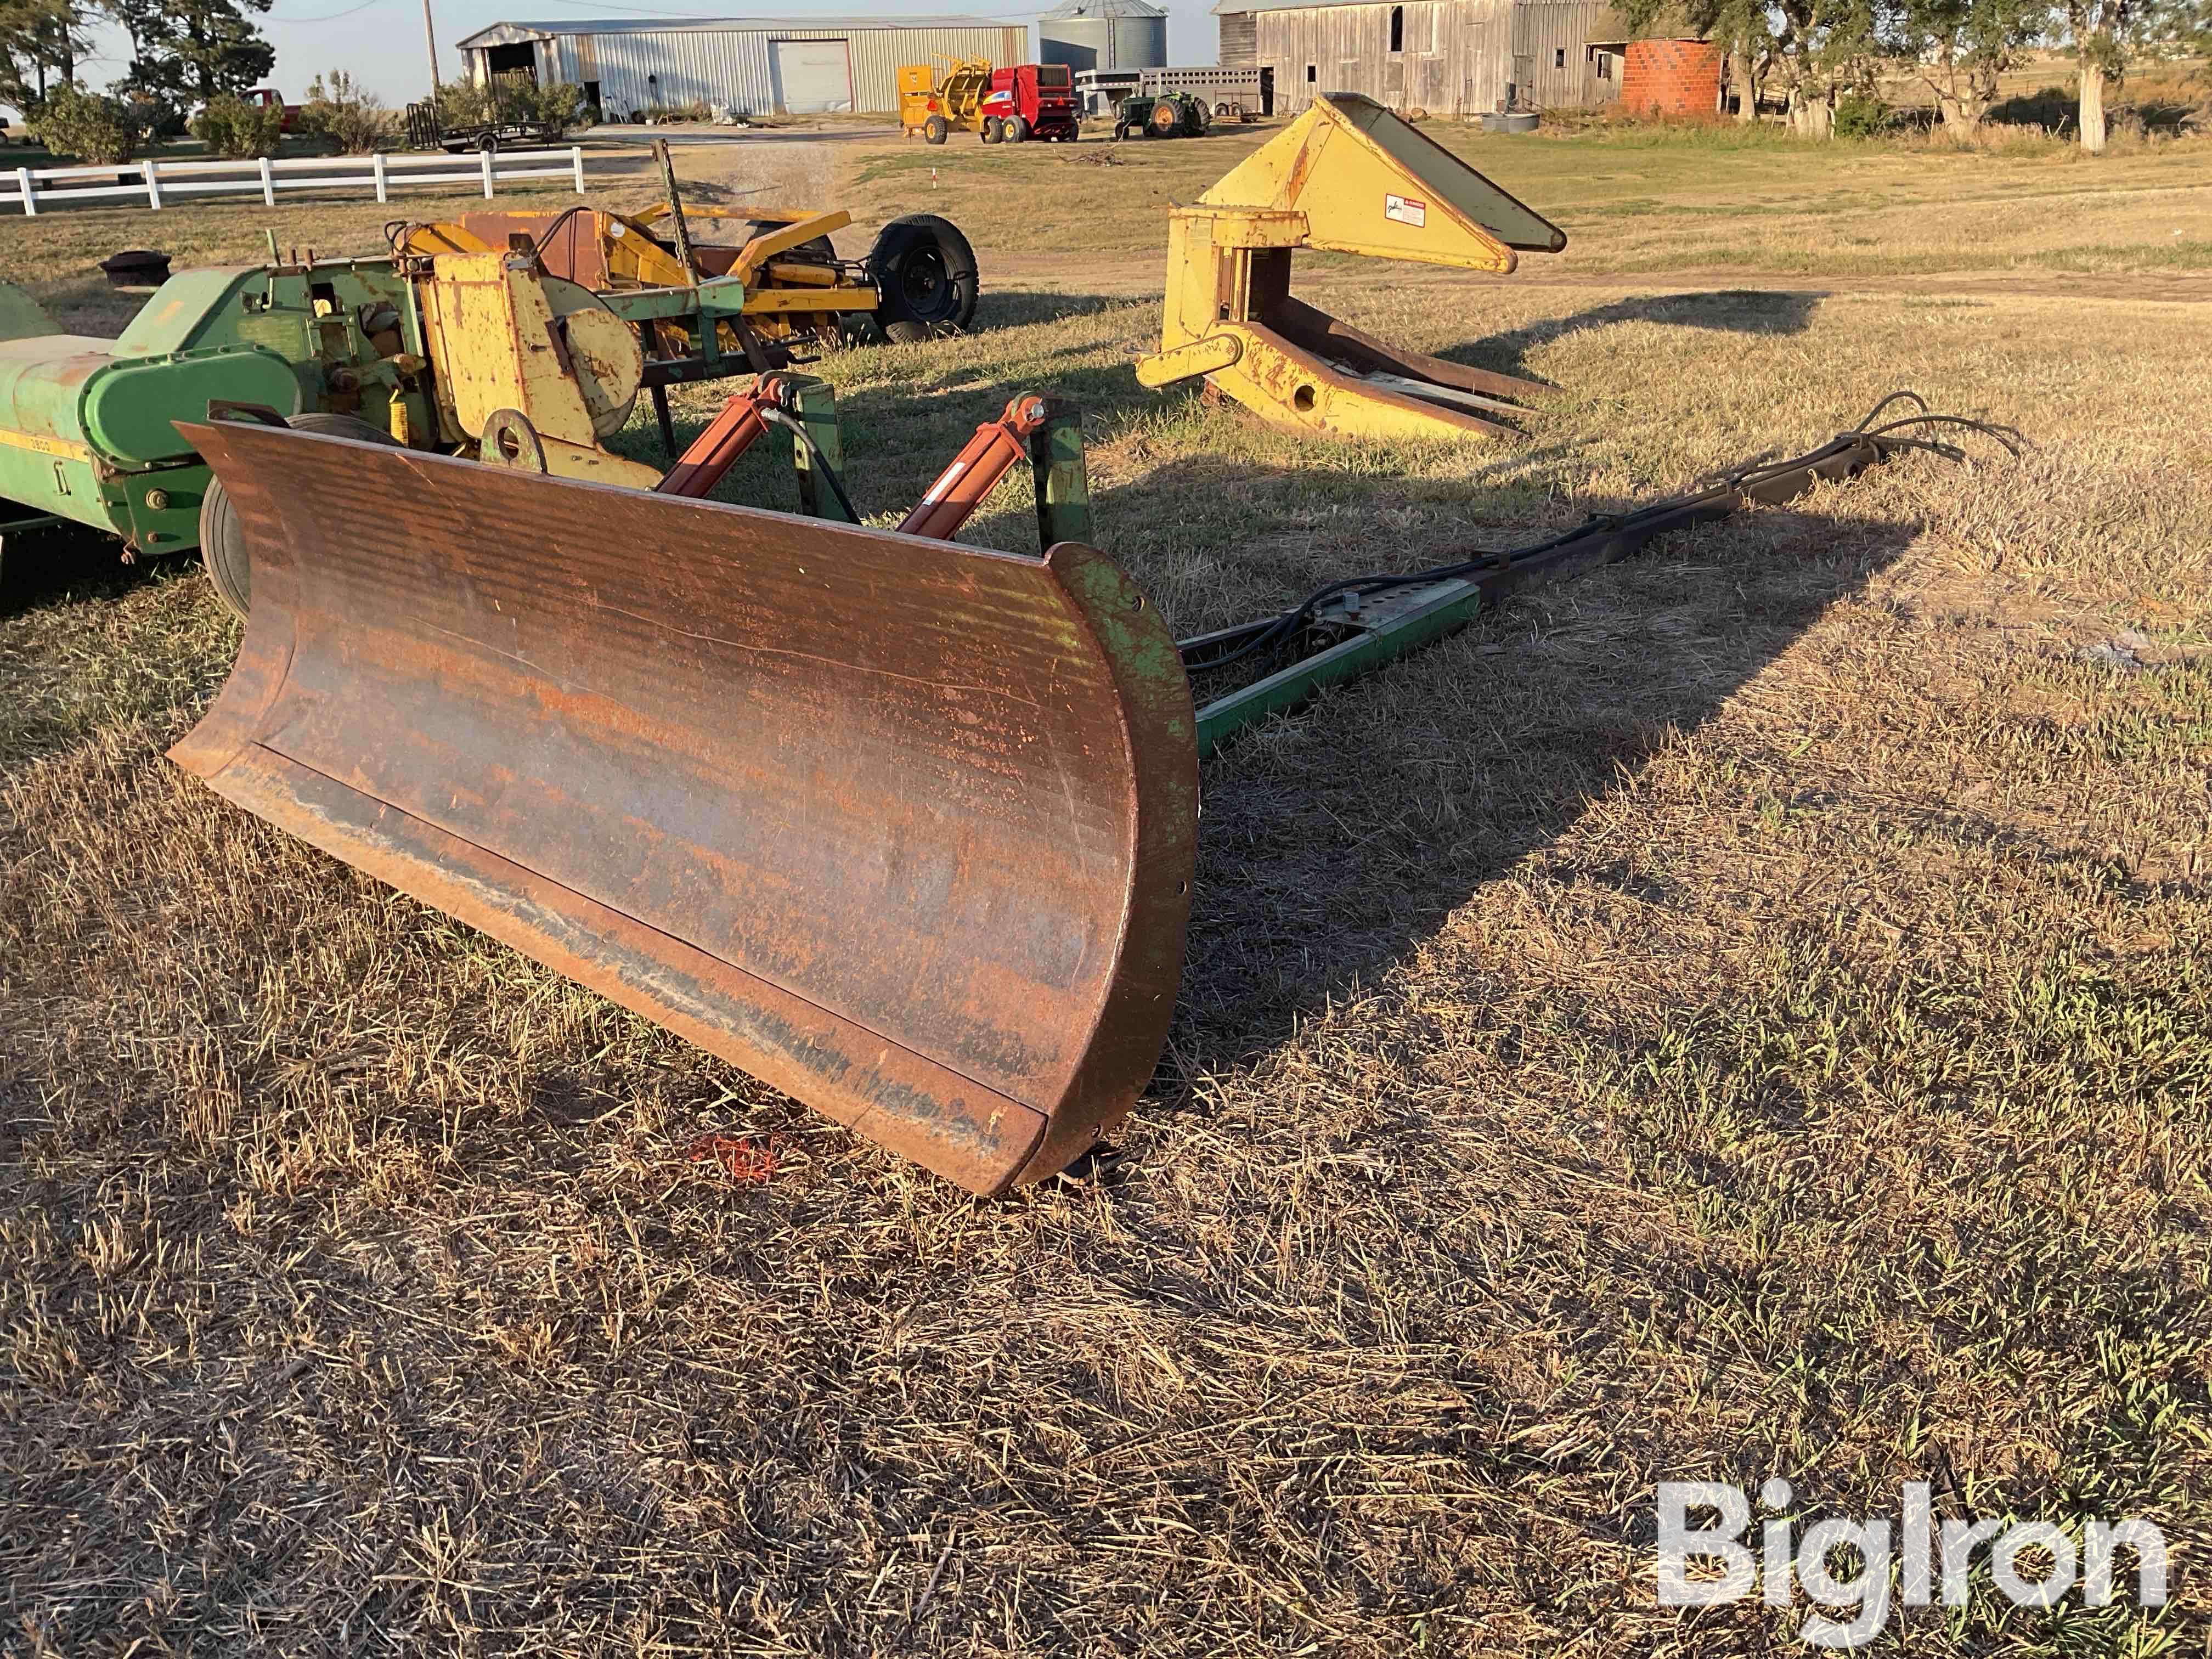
[868,213,978,344]
[202,411,399,620]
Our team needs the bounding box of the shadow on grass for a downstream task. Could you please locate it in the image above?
[1444,287,1826,382]
[1169,506,1918,1093]
[978,289,1149,330]
[825,341,1920,1136]
[0,519,152,615]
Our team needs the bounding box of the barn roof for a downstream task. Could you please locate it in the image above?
[1042,0,1167,15]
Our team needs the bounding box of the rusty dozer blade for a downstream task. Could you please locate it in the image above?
[169,420,1200,1195]
[1136,92,1566,443]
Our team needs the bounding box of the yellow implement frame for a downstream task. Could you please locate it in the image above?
[414,248,663,488]
[399,206,879,345]
[1135,93,1567,443]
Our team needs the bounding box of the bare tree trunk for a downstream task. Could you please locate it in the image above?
[1734,38,1758,121]
[1790,85,1835,138]
[2079,55,2107,151]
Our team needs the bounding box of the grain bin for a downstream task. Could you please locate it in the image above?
[1039,0,1167,75]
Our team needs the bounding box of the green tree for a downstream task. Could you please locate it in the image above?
[2058,0,2168,149]
[1889,0,2045,128]
[189,87,281,154]
[109,0,273,127]
[1616,0,1881,135]
[0,0,84,114]
[25,77,133,158]
[300,69,395,151]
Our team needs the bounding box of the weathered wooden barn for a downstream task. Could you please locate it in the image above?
[1215,0,1626,117]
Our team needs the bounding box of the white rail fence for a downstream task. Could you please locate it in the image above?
[1,146,592,216]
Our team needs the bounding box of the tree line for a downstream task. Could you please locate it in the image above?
[3,0,275,128]
[1623,0,2208,148]
[2,0,588,162]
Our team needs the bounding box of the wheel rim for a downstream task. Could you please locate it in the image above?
[901,248,948,316]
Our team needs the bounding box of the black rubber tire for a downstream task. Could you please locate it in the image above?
[980,115,1000,143]
[868,213,978,344]
[1113,122,1129,140]
[477,131,499,154]
[1147,101,1180,137]
[923,115,949,145]
[201,411,399,621]
[1005,115,1028,143]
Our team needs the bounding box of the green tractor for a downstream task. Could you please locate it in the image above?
[1112,92,1211,141]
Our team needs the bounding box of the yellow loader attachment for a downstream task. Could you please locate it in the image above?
[1135,93,1566,443]
[170,417,1200,1195]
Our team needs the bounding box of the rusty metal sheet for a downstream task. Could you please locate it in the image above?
[170,420,1199,1195]
[446,210,617,289]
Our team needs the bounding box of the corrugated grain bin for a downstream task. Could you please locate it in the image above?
[1040,0,1168,74]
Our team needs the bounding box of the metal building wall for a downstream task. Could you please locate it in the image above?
[550,28,774,113]
[544,23,1028,115]
[1255,0,1513,117]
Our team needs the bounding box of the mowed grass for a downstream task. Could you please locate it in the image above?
[833,115,2212,282]
[2,133,2210,1654]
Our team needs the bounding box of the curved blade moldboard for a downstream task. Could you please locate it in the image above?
[170,420,1199,1195]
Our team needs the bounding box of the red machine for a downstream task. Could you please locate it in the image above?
[246,88,301,134]
[979,64,1081,144]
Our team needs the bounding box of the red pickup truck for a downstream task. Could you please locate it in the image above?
[978,63,1080,144]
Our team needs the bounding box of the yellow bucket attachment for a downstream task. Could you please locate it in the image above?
[1136,93,1566,442]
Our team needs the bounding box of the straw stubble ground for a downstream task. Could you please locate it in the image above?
[1,126,2209,1655]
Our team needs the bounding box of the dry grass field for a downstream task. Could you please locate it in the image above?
[2,117,2209,1655]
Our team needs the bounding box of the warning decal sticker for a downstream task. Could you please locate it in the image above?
[1384,193,1427,227]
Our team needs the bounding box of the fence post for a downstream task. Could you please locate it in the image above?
[14,167,33,217]
[259,155,275,206]
[142,158,162,210]
[572,144,584,193]
[481,146,494,199]
[373,150,388,204]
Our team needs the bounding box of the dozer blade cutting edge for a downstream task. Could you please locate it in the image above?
[169,419,1200,1195]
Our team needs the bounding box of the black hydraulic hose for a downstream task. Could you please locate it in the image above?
[760,405,864,526]
[1179,395,2023,676]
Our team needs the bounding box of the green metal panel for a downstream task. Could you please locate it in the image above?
[83,349,304,466]
[0,335,108,449]
[0,444,122,539]
[787,376,853,523]
[0,283,57,345]
[114,268,263,356]
[1034,408,1093,550]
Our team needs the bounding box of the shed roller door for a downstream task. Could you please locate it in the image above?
[769,38,853,113]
